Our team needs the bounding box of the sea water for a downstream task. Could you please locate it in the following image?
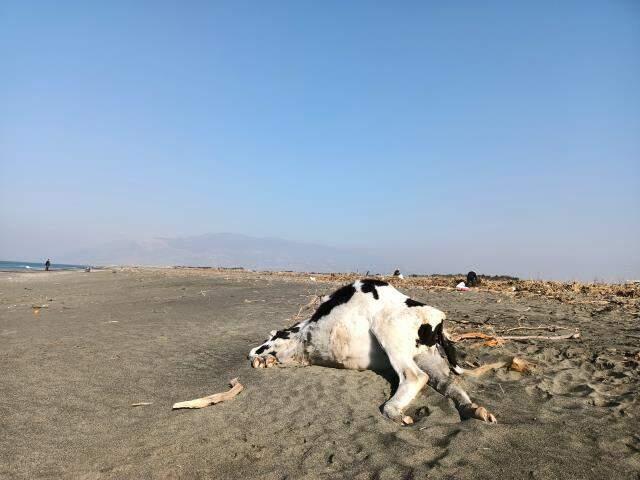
[0,260,89,272]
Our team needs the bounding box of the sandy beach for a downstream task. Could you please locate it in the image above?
[1,268,638,479]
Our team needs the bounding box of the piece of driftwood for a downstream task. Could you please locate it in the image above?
[509,357,536,374]
[172,378,243,410]
[464,357,537,377]
[463,361,508,376]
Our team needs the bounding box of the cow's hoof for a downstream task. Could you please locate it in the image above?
[401,415,414,425]
[252,355,279,369]
[251,357,265,368]
[460,403,497,423]
[383,405,413,426]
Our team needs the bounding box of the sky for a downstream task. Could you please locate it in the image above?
[1,1,639,280]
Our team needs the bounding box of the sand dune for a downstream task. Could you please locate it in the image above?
[1,268,638,479]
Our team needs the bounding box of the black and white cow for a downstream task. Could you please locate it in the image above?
[249,279,496,425]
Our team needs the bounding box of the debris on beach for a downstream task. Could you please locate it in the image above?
[130,402,153,407]
[172,378,243,410]
[456,282,470,291]
[31,304,50,316]
[250,270,639,310]
[509,357,536,374]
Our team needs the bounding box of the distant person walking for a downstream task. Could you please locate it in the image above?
[45,259,51,271]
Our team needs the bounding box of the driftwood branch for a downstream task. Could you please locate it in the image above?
[453,332,493,342]
[449,319,488,327]
[500,331,580,341]
[452,330,580,344]
[499,325,571,334]
[172,378,243,410]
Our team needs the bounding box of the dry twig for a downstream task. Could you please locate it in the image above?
[286,295,321,325]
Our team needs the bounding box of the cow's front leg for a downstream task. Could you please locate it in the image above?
[415,350,497,423]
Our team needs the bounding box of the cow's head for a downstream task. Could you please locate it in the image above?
[248,324,302,367]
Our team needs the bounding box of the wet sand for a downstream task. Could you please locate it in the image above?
[1,268,638,479]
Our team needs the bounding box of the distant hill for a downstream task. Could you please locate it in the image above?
[64,233,392,273]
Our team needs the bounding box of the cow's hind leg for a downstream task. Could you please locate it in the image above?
[415,350,497,423]
[371,326,428,425]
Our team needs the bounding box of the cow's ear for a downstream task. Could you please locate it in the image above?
[270,330,277,337]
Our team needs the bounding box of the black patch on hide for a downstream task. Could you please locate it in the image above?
[310,284,357,322]
[360,279,386,300]
[405,298,425,308]
[416,323,439,347]
[415,322,460,370]
[271,330,291,340]
[268,324,300,342]
[255,344,269,355]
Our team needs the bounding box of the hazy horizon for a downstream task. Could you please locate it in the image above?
[1,2,639,282]
[0,231,637,283]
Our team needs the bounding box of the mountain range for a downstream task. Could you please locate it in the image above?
[65,233,394,273]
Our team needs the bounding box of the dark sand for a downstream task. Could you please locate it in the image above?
[1,268,638,479]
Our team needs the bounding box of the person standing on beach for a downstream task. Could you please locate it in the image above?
[45,259,51,271]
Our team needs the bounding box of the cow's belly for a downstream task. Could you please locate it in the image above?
[305,315,391,371]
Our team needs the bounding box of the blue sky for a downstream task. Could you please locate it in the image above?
[1,1,639,280]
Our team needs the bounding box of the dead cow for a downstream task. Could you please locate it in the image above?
[249,279,496,425]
